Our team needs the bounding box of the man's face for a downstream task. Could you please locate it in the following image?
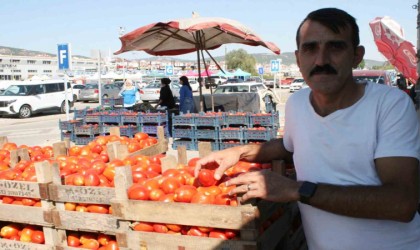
[295,20,364,94]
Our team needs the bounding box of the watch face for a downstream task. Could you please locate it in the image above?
[299,181,318,204]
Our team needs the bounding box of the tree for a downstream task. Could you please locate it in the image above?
[357,59,365,69]
[225,49,257,75]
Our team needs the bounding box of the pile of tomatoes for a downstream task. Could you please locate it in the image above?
[132,221,238,239]
[64,202,112,214]
[66,231,118,249]
[0,223,45,244]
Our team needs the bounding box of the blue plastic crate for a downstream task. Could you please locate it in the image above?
[243,128,277,141]
[122,113,141,124]
[141,125,168,136]
[120,125,139,138]
[172,114,195,126]
[101,97,124,107]
[249,112,280,127]
[219,141,244,150]
[100,114,122,124]
[224,112,250,126]
[220,128,244,140]
[140,112,167,124]
[194,128,219,140]
[84,114,100,123]
[172,139,197,151]
[60,131,75,142]
[73,109,87,119]
[59,119,83,131]
[172,127,195,139]
[195,113,225,127]
[74,125,101,136]
[74,136,94,145]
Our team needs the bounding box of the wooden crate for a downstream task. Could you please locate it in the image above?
[0,161,55,227]
[47,162,119,234]
[110,160,293,250]
[106,126,168,161]
[0,222,58,250]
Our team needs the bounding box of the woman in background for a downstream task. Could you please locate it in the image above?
[119,79,139,110]
[157,78,175,109]
[179,76,195,113]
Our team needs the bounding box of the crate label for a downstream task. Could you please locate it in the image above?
[60,186,115,203]
[0,240,50,250]
[0,180,39,197]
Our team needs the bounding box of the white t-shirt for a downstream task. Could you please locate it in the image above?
[283,82,420,250]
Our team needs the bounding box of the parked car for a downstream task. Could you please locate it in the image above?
[264,80,277,88]
[225,78,244,84]
[139,81,181,102]
[0,80,73,118]
[78,83,121,102]
[289,78,306,92]
[280,77,294,88]
[213,82,280,112]
[352,70,393,86]
[205,75,228,89]
[71,83,85,102]
[189,80,200,92]
[133,80,148,89]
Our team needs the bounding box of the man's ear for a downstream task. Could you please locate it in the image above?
[295,50,300,68]
[353,46,365,68]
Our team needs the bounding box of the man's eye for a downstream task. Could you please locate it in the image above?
[329,42,346,50]
[301,44,316,52]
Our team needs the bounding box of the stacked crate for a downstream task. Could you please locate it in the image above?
[220,111,250,150]
[193,112,225,151]
[58,119,83,142]
[171,113,197,150]
[0,160,58,249]
[140,111,168,137]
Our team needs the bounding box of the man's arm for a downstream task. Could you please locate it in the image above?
[307,157,419,222]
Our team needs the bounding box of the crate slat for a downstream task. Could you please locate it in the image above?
[0,204,54,226]
[51,210,118,233]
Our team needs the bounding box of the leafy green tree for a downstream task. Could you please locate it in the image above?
[226,49,257,75]
[357,59,365,69]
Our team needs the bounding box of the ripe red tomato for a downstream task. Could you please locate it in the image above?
[67,234,81,247]
[187,227,208,237]
[224,229,237,239]
[158,194,175,202]
[160,177,181,194]
[104,240,119,250]
[149,188,165,201]
[131,171,148,183]
[128,185,150,200]
[190,192,215,205]
[166,224,182,232]
[153,223,168,233]
[173,185,197,203]
[0,224,20,239]
[187,157,200,168]
[214,194,231,206]
[31,230,45,244]
[198,169,217,187]
[84,172,100,186]
[87,204,109,214]
[97,233,112,246]
[133,222,154,232]
[209,230,228,239]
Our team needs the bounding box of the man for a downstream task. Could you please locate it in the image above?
[196,8,420,249]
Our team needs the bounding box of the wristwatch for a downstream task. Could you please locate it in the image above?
[298,181,318,204]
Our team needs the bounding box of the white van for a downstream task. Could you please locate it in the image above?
[0,80,73,118]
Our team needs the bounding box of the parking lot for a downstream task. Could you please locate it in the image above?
[0,86,291,147]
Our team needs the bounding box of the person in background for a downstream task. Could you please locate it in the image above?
[119,79,140,110]
[156,78,175,109]
[179,76,195,113]
[195,8,420,250]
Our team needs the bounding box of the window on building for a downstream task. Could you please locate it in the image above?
[11,59,20,63]
[43,61,51,65]
[43,70,52,73]
[12,70,21,73]
[27,60,36,64]
[28,70,37,73]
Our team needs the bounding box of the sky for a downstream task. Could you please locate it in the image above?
[1,0,418,62]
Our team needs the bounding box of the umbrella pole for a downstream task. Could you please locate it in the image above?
[200,49,214,112]
[197,44,204,112]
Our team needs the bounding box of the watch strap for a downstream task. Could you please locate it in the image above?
[299,181,318,204]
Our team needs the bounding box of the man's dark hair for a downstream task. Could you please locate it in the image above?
[296,8,360,49]
[161,78,171,85]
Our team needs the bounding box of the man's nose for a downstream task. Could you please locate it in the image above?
[314,47,330,66]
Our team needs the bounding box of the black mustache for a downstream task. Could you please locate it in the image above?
[310,65,337,76]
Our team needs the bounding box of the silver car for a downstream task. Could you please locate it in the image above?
[139,82,181,102]
[78,83,121,102]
